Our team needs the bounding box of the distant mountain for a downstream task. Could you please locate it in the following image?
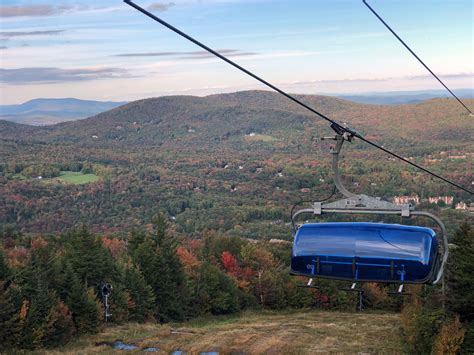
[2,90,472,148]
[2,89,471,127]
[0,98,127,126]
[337,88,473,105]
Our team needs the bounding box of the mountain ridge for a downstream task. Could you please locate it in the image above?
[2,88,472,126]
[1,91,473,148]
[0,98,127,126]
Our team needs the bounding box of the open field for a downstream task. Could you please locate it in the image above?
[53,171,100,185]
[243,134,277,142]
[40,310,404,354]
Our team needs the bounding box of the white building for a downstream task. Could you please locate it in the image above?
[429,196,454,205]
[455,202,468,210]
[393,195,420,205]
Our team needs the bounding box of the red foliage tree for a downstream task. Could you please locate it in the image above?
[221,251,239,276]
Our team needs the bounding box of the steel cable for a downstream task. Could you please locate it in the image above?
[363,0,473,115]
[124,0,473,195]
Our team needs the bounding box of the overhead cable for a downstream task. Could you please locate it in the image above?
[123,0,473,195]
[363,0,473,116]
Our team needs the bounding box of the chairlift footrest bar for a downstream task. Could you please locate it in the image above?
[297,285,320,289]
[340,288,364,293]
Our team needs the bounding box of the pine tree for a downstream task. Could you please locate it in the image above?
[24,277,56,348]
[0,281,20,350]
[445,223,474,353]
[57,262,76,301]
[123,265,155,322]
[66,272,101,335]
[65,227,117,288]
[108,283,130,324]
[133,215,189,322]
[446,223,474,320]
[0,248,11,282]
[461,322,474,354]
[17,244,54,299]
[128,230,146,259]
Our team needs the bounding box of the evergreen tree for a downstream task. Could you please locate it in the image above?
[57,262,77,301]
[108,283,130,324]
[461,322,474,354]
[0,248,11,282]
[445,223,474,353]
[65,227,117,288]
[123,265,155,322]
[24,277,57,348]
[66,272,101,335]
[133,215,189,322]
[18,243,58,300]
[128,230,146,259]
[0,281,20,350]
[446,223,474,320]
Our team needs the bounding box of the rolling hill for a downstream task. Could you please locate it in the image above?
[0,90,472,236]
[2,91,473,148]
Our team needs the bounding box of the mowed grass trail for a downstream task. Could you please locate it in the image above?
[43,310,404,354]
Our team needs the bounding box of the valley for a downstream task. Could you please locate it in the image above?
[0,91,472,237]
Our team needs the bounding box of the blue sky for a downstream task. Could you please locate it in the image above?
[0,0,472,104]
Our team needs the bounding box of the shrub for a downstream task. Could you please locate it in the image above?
[401,293,444,354]
[433,316,465,355]
[44,301,75,347]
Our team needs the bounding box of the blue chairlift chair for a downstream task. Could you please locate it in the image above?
[291,222,440,284]
[290,132,448,295]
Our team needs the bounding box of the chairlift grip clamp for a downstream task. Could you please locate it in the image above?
[313,202,322,215]
[401,204,411,217]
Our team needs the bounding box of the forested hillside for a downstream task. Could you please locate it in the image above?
[1,91,472,236]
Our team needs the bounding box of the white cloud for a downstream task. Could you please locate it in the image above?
[0,66,135,85]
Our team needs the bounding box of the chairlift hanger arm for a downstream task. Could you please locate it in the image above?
[292,133,448,285]
[124,0,473,195]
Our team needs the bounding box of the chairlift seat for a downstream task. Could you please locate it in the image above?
[291,222,440,284]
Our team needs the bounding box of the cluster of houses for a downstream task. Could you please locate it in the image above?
[393,195,473,212]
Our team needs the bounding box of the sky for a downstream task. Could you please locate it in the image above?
[0,0,472,104]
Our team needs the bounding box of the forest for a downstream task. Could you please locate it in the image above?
[1,218,473,352]
[0,91,473,351]
[0,92,472,237]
